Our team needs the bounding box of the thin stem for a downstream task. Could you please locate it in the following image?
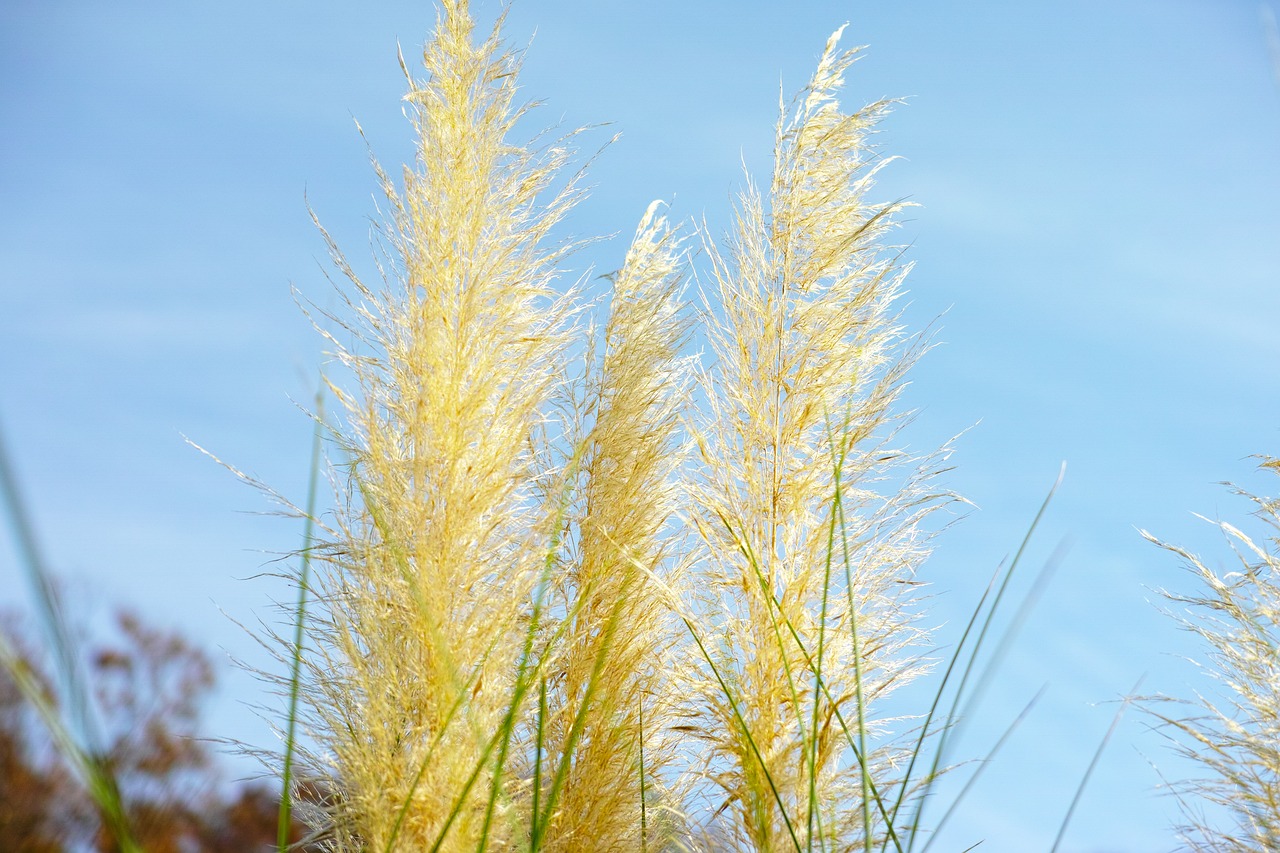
[278,390,325,852]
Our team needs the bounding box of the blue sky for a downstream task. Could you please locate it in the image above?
[2,1,1278,850]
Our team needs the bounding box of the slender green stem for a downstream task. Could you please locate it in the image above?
[278,391,325,852]
[920,686,1045,852]
[478,448,585,851]
[0,414,141,852]
[639,694,648,853]
[683,615,804,853]
[714,431,904,852]
[823,433,874,851]
[531,589,628,851]
[533,676,547,836]
[882,566,995,852]
[714,505,816,846]
[906,465,1064,850]
[1050,680,1141,853]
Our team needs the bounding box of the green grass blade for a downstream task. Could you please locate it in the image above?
[951,465,1065,732]
[639,693,648,853]
[278,390,325,852]
[882,564,996,851]
[376,439,584,853]
[828,440,874,852]
[530,592,626,850]
[712,505,818,847]
[405,446,588,853]
[428,590,584,853]
[1049,680,1141,853]
[919,685,1045,852]
[0,416,94,744]
[717,548,905,852]
[0,631,138,850]
[712,436,904,852]
[749,584,906,852]
[905,465,1064,850]
[682,614,804,853]
[427,721,509,853]
[384,656,488,853]
[956,538,1067,735]
[479,448,585,851]
[534,675,547,841]
[0,414,141,852]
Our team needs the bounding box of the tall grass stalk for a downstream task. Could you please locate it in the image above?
[290,1,585,847]
[531,201,690,851]
[1143,457,1280,850]
[680,26,948,850]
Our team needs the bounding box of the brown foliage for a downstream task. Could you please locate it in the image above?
[0,609,321,852]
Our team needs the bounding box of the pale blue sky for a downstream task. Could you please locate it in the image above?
[3,1,1279,850]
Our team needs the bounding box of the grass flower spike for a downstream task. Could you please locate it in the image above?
[532,202,691,851]
[683,26,944,852]
[297,2,582,848]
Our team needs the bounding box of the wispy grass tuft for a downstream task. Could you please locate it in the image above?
[1142,457,1280,851]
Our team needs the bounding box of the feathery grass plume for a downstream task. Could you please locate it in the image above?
[530,202,692,852]
[1142,457,1280,851]
[682,26,944,851]
[293,2,584,848]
